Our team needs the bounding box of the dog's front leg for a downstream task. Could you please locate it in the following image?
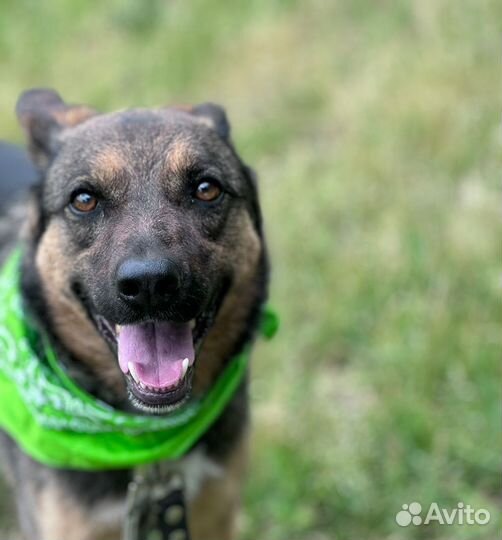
[17,477,124,540]
[188,436,248,540]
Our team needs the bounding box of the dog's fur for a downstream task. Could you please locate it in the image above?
[0,89,268,540]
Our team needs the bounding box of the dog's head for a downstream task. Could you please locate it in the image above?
[17,88,267,413]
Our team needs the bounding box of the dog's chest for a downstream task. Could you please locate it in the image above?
[95,448,223,538]
[100,448,224,538]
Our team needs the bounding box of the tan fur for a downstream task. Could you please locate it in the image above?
[91,147,128,182]
[166,139,195,175]
[52,106,96,128]
[189,435,249,540]
[22,200,41,243]
[35,222,125,396]
[168,104,193,113]
[194,213,262,395]
[37,482,122,540]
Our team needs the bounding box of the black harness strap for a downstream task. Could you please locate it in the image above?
[123,465,191,540]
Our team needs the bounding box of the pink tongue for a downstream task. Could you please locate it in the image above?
[118,322,194,388]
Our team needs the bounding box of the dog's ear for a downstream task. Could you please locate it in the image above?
[16,88,96,169]
[190,103,231,140]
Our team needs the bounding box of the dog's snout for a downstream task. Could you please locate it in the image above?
[116,259,181,310]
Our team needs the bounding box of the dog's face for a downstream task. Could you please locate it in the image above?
[17,89,265,413]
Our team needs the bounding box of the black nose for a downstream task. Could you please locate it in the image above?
[116,259,181,310]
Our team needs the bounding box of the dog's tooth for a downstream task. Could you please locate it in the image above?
[128,362,140,384]
[116,324,122,335]
[182,358,189,377]
[189,319,196,330]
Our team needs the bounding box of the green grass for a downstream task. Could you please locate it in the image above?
[0,1,500,538]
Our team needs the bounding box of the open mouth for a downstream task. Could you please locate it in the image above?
[78,279,229,415]
[119,320,196,412]
[96,316,205,414]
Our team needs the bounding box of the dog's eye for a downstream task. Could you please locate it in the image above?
[70,191,98,214]
[194,180,222,203]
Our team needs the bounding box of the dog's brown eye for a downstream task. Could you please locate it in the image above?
[70,191,98,213]
[194,180,222,202]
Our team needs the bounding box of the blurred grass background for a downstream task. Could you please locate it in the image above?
[0,0,500,538]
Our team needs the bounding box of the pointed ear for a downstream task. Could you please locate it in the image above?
[190,103,231,140]
[16,88,96,169]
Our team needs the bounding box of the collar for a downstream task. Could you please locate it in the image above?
[0,250,278,470]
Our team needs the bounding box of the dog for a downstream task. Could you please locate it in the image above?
[0,89,269,540]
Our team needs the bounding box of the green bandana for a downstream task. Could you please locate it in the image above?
[0,251,278,470]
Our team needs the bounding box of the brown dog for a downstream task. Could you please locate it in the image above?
[0,89,269,540]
